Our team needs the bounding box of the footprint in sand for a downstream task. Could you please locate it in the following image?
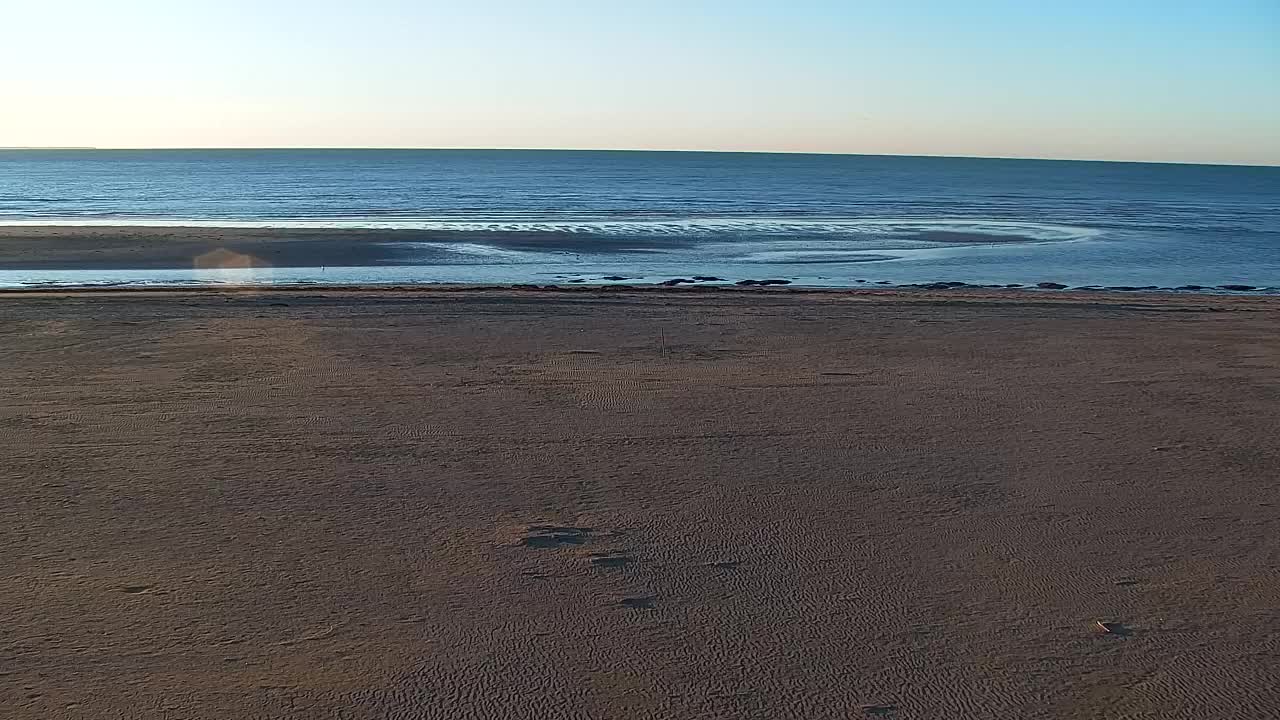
[518,525,591,548]
[589,553,632,569]
[698,560,742,570]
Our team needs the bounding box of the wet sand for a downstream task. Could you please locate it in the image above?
[0,226,707,270]
[3,288,1279,719]
[0,225,1085,272]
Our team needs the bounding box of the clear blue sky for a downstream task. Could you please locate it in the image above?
[4,0,1278,164]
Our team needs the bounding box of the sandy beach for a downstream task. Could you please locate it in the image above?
[3,287,1278,719]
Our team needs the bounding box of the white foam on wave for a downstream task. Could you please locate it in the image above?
[735,250,901,264]
[0,216,1101,243]
[437,243,536,259]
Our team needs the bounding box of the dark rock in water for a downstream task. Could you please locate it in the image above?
[691,276,725,282]
[1175,285,1206,291]
[601,275,629,281]
[1036,282,1068,289]
[855,279,867,283]
[1219,284,1256,291]
[660,278,695,286]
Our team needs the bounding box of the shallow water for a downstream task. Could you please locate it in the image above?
[2,149,1277,289]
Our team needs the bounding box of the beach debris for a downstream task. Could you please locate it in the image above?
[1094,620,1129,635]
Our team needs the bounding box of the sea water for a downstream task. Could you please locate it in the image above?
[1,149,1277,290]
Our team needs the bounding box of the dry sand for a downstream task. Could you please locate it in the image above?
[3,288,1278,719]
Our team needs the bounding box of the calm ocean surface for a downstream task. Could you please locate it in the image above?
[2,149,1278,289]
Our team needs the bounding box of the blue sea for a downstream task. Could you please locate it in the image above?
[2,149,1278,290]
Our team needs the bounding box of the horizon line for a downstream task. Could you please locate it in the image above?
[2,146,1276,169]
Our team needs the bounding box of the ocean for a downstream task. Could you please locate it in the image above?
[2,149,1278,290]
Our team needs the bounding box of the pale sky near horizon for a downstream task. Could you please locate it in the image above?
[4,1,1278,165]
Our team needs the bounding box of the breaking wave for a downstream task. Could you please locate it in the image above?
[0,216,1100,244]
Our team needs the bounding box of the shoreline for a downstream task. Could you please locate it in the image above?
[0,225,1274,294]
[1,283,1277,301]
